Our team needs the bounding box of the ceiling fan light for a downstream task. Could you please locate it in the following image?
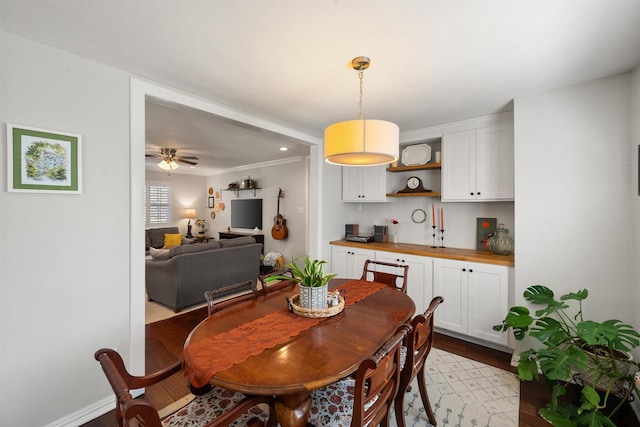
[324,119,399,166]
[158,159,180,170]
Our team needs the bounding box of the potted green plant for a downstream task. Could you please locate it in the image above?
[264,256,337,309]
[494,285,640,427]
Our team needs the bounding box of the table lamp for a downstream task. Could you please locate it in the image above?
[184,208,196,238]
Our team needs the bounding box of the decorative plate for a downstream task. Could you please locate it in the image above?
[401,144,431,166]
[219,202,225,211]
[210,211,216,219]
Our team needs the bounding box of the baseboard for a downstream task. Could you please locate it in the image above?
[43,396,113,427]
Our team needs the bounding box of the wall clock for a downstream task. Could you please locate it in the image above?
[397,176,429,193]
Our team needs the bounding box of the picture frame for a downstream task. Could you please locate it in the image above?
[208,196,215,208]
[7,124,82,193]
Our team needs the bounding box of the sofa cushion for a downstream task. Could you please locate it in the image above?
[163,233,183,249]
[147,227,179,249]
[219,236,256,248]
[170,241,221,257]
[149,247,171,260]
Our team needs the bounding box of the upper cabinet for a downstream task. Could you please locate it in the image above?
[342,165,387,202]
[441,119,514,202]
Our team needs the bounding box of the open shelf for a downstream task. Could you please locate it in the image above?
[386,163,441,172]
[386,191,441,198]
[224,187,261,197]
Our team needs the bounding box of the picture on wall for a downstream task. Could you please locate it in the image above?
[476,217,497,251]
[7,124,82,193]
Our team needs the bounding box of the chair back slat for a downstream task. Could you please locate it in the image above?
[205,280,258,316]
[360,260,409,293]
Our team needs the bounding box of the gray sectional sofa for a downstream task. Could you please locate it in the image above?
[145,235,262,312]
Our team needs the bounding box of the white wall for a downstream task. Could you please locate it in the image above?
[514,74,636,355]
[206,158,308,262]
[146,170,207,234]
[1,32,132,426]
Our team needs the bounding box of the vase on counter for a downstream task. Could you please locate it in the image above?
[488,224,514,255]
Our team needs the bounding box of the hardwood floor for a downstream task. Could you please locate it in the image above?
[83,306,639,427]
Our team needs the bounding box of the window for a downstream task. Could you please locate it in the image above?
[145,182,172,226]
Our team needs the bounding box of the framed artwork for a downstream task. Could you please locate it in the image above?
[476,217,497,251]
[214,189,222,201]
[7,124,82,193]
[208,196,214,208]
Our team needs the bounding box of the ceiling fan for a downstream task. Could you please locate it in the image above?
[146,148,199,170]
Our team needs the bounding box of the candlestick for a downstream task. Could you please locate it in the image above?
[440,228,446,248]
[431,225,437,248]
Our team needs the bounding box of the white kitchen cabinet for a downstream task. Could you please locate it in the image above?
[374,251,433,314]
[342,165,387,202]
[331,246,375,279]
[433,258,510,346]
[441,121,514,201]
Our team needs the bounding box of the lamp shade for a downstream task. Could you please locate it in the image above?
[184,208,196,219]
[324,119,399,166]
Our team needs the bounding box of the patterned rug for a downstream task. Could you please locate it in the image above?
[396,348,520,427]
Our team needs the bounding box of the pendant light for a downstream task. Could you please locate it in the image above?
[324,57,399,166]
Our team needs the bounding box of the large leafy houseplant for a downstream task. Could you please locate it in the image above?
[494,285,640,427]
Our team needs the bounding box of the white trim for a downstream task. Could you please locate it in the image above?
[206,155,309,176]
[43,396,113,427]
[400,112,514,143]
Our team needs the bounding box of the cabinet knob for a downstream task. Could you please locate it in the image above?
[462,268,466,272]
[477,192,481,195]
[469,269,473,273]
[470,192,474,196]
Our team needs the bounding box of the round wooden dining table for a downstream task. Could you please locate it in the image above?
[183,278,415,427]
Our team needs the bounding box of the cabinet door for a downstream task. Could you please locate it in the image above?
[330,246,374,279]
[342,166,386,202]
[441,130,476,201]
[342,167,362,202]
[374,252,432,314]
[476,125,514,201]
[467,263,509,345]
[433,259,468,334]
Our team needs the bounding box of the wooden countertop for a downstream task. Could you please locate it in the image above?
[330,240,514,267]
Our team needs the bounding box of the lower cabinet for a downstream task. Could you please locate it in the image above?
[433,258,511,346]
[373,251,433,314]
[330,246,375,279]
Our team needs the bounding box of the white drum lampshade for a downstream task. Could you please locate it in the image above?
[324,119,399,166]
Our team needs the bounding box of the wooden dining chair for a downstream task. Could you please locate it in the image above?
[360,259,409,293]
[204,280,259,316]
[258,267,295,295]
[308,324,412,427]
[394,296,444,427]
[94,348,276,427]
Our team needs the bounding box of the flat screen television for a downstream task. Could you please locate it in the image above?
[231,198,263,230]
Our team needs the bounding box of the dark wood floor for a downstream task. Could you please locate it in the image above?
[83,306,639,427]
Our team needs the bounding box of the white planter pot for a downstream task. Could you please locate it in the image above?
[298,283,328,309]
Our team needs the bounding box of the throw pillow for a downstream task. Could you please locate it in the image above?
[163,233,183,249]
[149,247,171,260]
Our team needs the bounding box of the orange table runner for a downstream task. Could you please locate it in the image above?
[183,280,385,387]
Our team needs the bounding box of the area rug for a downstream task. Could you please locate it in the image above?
[395,348,520,427]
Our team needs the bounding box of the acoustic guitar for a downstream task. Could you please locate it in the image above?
[271,188,288,240]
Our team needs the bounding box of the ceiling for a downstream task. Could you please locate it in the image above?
[3,1,640,175]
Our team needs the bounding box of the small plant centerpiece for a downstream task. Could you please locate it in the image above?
[264,256,337,309]
[195,219,207,236]
[494,285,640,426]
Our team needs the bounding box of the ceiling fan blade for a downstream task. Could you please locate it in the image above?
[177,158,198,165]
[179,155,199,160]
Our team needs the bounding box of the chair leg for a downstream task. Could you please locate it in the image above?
[394,384,407,427]
[417,368,437,426]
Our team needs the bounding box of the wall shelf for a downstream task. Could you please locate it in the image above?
[386,163,441,172]
[224,187,261,197]
[386,191,441,198]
